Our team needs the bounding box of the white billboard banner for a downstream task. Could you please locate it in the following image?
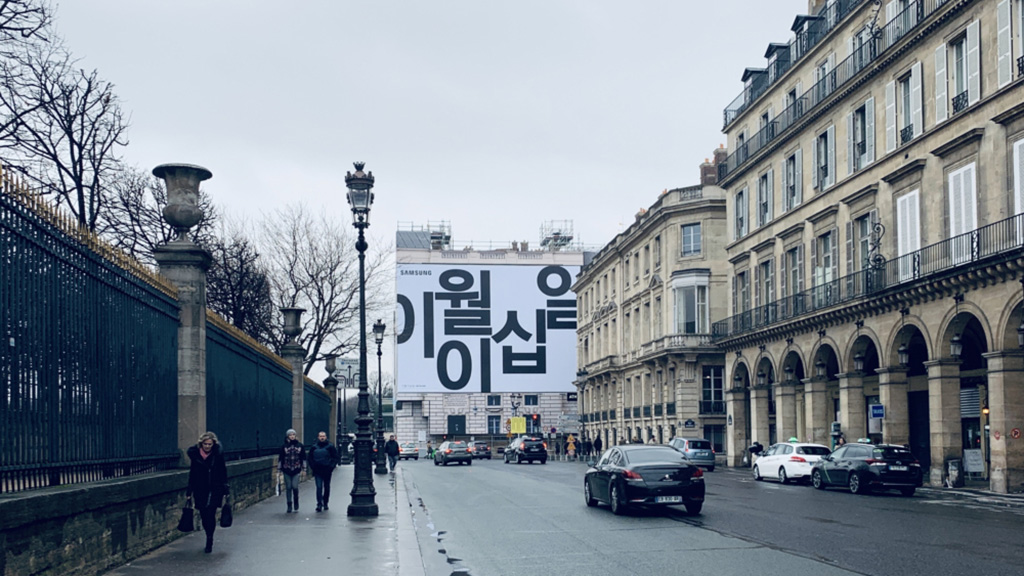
[396,263,579,394]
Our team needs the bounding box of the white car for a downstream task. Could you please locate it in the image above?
[753,442,832,484]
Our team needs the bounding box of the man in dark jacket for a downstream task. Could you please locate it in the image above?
[593,434,603,456]
[308,431,339,512]
[384,435,401,471]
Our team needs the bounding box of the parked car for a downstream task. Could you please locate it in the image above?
[668,437,716,471]
[504,436,547,464]
[472,441,492,459]
[434,441,473,466]
[398,442,419,460]
[811,443,923,495]
[584,445,705,515]
[753,442,832,484]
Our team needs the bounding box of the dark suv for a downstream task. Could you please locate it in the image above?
[472,441,492,459]
[811,443,923,496]
[504,436,547,464]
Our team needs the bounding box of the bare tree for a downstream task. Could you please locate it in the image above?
[0,39,128,230]
[206,224,277,344]
[0,0,51,55]
[97,165,218,267]
[259,204,392,374]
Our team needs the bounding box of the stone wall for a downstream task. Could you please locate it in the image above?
[0,456,276,576]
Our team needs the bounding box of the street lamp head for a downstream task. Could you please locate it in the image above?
[373,319,386,345]
[325,354,337,374]
[345,161,375,223]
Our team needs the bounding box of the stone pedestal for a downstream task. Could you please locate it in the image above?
[876,367,910,445]
[837,372,866,441]
[282,343,306,442]
[803,378,830,445]
[982,351,1024,494]
[775,382,798,443]
[924,359,963,486]
[749,386,772,446]
[154,242,212,458]
[726,387,747,467]
[325,377,339,445]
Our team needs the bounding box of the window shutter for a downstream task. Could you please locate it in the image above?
[967,20,980,105]
[935,43,948,123]
[885,81,897,153]
[812,137,819,189]
[795,149,803,206]
[797,244,805,293]
[845,221,855,294]
[767,258,775,303]
[964,164,977,230]
[782,159,790,213]
[827,125,836,188]
[810,233,818,285]
[949,169,966,237]
[847,36,855,61]
[754,262,761,309]
[830,229,839,283]
[781,250,788,296]
[1015,140,1024,216]
[847,111,855,176]
[997,1,1012,88]
[908,192,920,253]
[885,1,896,24]
[865,97,875,165]
[767,167,774,221]
[910,63,923,139]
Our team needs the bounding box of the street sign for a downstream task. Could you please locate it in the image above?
[870,404,885,419]
[684,419,696,429]
[504,418,511,432]
[510,416,526,434]
[566,392,578,401]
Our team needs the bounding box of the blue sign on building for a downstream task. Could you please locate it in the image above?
[870,404,885,419]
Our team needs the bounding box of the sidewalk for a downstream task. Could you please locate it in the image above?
[102,465,423,576]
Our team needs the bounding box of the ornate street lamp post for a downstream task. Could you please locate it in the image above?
[373,319,388,475]
[345,162,377,517]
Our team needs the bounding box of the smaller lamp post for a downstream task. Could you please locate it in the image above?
[325,354,339,446]
[373,319,388,475]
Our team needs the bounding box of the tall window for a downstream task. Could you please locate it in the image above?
[814,230,837,307]
[735,188,748,239]
[704,425,725,453]
[757,170,773,227]
[682,223,702,255]
[783,150,802,212]
[951,35,967,99]
[899,73,912,140]
[856,214,872,271]
[759,258,775,312]
[897,189,921,280]
[815,131,830,188]
[673,273,710,334]
[487,395,501,406]
[784,245,805,315]
[634,252,640,283]
[654,236,662,269]
[525,395,539,406]
[488,415,502,434]
[643,245,650,275]
[735,270,751,314]
[848,100,872,173]
[702,366,724,414]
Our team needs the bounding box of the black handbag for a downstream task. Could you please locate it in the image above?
[219,496,233,528]
[177,497,195,532]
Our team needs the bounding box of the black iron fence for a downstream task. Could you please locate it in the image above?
[700,401,727,415]
[1,173,181,494]
[719,0,953,181]
[713,211,1024,340]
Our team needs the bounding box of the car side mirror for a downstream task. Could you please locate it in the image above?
[587,459,596,467]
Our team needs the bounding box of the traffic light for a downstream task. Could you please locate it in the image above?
[532,414,538,420]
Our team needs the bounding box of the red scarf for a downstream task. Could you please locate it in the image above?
[199,446,211,460]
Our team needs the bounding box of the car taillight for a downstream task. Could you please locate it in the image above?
[622,469,643,480]
[866,459,887,467]
[468,447,474,452]
[789,456,807,463]
[445,449,452,454]
[692,467,704,479]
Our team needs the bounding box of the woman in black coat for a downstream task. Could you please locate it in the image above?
[186,431,229,553]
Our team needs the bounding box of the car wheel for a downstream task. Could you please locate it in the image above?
[849,472,868,494]
[753,465,762,481]
[434,459,439,466]
[812,469,825,489]
[540,459,546,464]
[900,487,916,497]
[517,453,524,464]
[504,454,509,464]
[778,467,789,484]
[609,483,625,515]
[584,480,596,507]
[685,502,702,515]
[467,460,472,466]
[708,466,715,472]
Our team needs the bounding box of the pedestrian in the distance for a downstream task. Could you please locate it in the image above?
[583,438,592,459]
[186,431,229,554]
[384,435,401,472]
[278,429,305,513]
[308,431,339,512]
[426,441,434,459]
[593,434,603,456]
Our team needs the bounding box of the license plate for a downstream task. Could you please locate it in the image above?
[655,496,682,503]
[890,465,908,471]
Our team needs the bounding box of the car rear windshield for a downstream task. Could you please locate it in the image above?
[626,447,687,464]
[686,440,711,450]
[874,447,914,459]
[797,446,831,456]
[450,442,467,448]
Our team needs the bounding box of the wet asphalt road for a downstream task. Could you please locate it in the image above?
[401,456,1023,576]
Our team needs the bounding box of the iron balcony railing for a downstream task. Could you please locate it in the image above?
[719,0,951,182]
[700,401,727,415]
[952,91,970,115]
[1018,55,1024,78]
[723,0,866,127]
[713,211,1024,340]
[901,124,915,145]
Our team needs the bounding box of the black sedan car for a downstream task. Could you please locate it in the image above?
[584,445,705,515]
[811,443,923,495]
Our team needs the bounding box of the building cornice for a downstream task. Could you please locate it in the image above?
[930,128,985,158]
[881,159,927,184]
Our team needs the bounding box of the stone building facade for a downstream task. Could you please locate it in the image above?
[714,0,1024,492]
[573,153,731,461]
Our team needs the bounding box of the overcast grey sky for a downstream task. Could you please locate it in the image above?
[55,1,807,250]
